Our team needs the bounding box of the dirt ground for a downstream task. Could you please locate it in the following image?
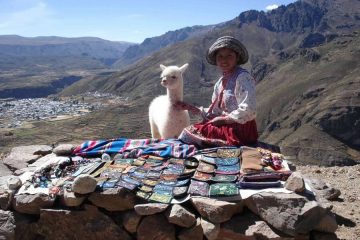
[297,165,360,240]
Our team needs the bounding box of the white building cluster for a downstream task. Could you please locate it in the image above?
[0,97,100,128]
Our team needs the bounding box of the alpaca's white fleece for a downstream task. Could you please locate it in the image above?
[149,64,190,139]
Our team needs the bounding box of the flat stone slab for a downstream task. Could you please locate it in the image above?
[3,145,53,170]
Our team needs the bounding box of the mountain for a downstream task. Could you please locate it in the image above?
[111,25,214,69]
[0,35,135,98]
[0,35,134,65]
[60,0,360,166]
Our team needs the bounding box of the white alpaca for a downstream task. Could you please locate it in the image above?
[149,63,190,139]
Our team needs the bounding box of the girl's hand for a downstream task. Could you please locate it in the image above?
[208,116,233,126]
[173,101,202,115]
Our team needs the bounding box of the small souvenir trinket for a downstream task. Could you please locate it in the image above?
[130,171,147,179]
[198,155,217,165]
[169,158,185,165]
[160,174,178,181]
[151,165,167,171]
[108,164,126,171]
[116,180,137,190]
[211,174,238,182]
[115,159,134,165]
[240,146,264,172]
[215,163,240,175]
[149,192,172,204]
[135,168,148,174]
[203,152,218,157]
[147,155,166,161]
[110,171,123,180]
[215,157,239,166]
[90,161,112,177]
[133,158,146,166]
[182,168,196,176]
[101,153,111,161]
[146,170,162,179]
[153,184,174,195]
[49,186,61,196]
[237,180,282,189]
[113,153,123,161]
[71,165,90,177]
[136,190,151,200]
[87,162,106,175]
[163,168,183,175]
[173,178,190,186]
[145,159,163,166]
[209,183,239,197]
[173,186,188,198]
[96,180,106,189]
[100,169,112,178]
[142,179,158,186]
[102,179,119,189]
[241,172,280,182]
[167,163,185,172]
[159,180,177,186]
[122,166,137,174]
[95,176,108,183]
[188,180,209,197]
[192,171,212,181]
[100,169,122,179]
[121,175,141,186]
[184,158,199,168]
[139,185,153,193]
[217,148,241,158]
[197,162,215,173]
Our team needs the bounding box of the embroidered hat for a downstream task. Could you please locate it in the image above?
[206,36,249,65]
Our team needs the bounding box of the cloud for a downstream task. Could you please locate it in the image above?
[265,4,279,11]
[0,0,53,32]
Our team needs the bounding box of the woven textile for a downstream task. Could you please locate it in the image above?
[73,138,197,158]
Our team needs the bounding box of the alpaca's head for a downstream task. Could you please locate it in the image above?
[159,63,189,90]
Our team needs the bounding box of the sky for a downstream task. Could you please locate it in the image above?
[0,0,297,43]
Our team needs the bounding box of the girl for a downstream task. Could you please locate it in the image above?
[177,36,258,148]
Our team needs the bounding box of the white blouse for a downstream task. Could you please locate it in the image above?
[205,67,256,124]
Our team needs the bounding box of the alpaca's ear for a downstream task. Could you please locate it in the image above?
[180,63,189,73]
[160,64,167,71]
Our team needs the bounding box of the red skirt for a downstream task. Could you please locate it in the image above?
[179,119,258,148]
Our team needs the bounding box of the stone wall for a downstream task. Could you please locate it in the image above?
[0,144,340,240]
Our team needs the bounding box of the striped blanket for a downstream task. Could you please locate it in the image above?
[73,138,197,159]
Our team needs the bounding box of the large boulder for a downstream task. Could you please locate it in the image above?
[72,174,97,194]
[122,210,142,233]
[137,214,176,240]
[201,218,220,240]
[0,188,14,210]
[134,203,169,216]
[191,197,243,223]
[13,193,55,215]
[165,204,196,227]
[245,192,328,236]
[35,205,131,240]
[88,188,136,211]
[52,144,75,156]
[0,210,15,240]
[0,163,12,177]
[178,218,203,240]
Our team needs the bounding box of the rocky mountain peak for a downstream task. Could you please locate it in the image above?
[238,1,325,33]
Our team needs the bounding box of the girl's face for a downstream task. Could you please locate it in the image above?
[215,48,238,73]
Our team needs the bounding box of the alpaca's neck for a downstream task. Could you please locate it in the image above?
[167,82,183,103]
